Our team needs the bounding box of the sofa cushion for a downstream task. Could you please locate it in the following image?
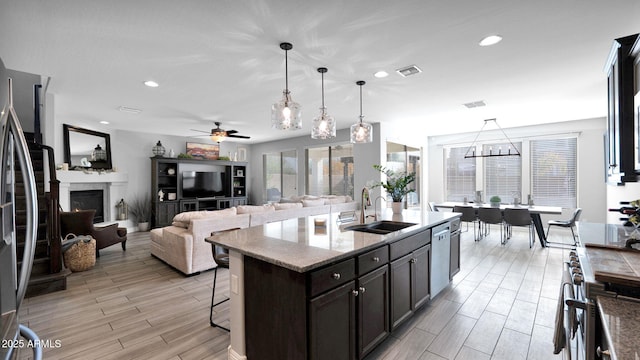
[302,199,326,207]
[237,204,276,214]
[322,195,348,204]
[172,207,238,228]
[274,202,303,210]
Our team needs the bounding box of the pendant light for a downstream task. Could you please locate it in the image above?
[350,80,373,143]
[463,118,521,158]
[311,67,336,139]
[271,42,302,130]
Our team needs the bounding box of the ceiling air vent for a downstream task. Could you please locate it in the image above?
[396,65,422,77]
[118,106,142,114]
[463,100,486,109]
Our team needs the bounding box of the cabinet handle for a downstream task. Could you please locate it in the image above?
[410,258,416,264]
[332,273,341,280]
[372,257,380,262]
[352,290,359,297]
[596,346,611,358]
[359,286,366,294]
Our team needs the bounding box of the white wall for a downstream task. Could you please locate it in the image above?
[427,117,607,223]
[6,69,40,132]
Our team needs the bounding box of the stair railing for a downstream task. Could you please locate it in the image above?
[34,143,61,273]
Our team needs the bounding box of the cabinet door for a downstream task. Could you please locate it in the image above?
[309,280,357,360]
[358,266,389,359]
[413,245,431,310]
[450,232,460,279]
[155,202,179,227]
[390,253,412,330]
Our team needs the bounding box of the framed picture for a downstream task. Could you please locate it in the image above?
[237,147,247,161]
[237,169,244,177]
[186,142,219,160]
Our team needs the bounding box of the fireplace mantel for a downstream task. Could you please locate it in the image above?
[57,170,130,227]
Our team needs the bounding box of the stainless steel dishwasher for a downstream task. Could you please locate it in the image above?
[431,223,451,297]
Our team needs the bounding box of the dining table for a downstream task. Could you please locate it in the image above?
[433,202,563,247]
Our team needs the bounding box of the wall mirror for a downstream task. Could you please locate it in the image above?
[63,124,112,170]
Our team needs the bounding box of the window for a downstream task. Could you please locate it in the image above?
[387,142,421,207]
[484,142,522,202]
[263,150,297,202]
[530,138,577,207]
[306,144,354,198]
[445,147,476,202]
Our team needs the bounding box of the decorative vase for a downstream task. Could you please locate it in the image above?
[392,201,403,214]
[138,222,150,232]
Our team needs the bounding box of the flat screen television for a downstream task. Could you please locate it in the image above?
[182,171,226,198]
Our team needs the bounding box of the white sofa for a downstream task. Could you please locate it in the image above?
[150,196,357,275]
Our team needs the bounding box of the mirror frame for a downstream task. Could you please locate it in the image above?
[63,124,112,170]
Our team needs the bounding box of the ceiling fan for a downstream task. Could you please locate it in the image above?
[191,122,251,143]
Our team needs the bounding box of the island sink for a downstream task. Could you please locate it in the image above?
[345,220,417,234]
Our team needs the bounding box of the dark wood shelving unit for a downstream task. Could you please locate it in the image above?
[150,157,248,228]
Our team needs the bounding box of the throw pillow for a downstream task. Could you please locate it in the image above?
[274,202,303,210]
[302,199,326,207]
[237,204,276,214]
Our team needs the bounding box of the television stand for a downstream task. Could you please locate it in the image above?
[179,197,232,212]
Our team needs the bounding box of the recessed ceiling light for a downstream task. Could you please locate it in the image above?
[144,80,159,87]
[374,71,389,78]
[479,35,503,46]
[118,106,142,114]
[99,121,110,125]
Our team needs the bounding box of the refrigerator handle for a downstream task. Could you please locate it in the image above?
[2,78,38,308]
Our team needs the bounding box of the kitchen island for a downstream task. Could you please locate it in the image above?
[207,209,461,360]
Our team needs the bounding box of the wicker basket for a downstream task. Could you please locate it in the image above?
[62,234,96,272]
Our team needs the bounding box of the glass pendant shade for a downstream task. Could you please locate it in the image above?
[350,118,373,143]
[311,107,336,139]
[272,90,302,130]
[350,80,373,144]
[311,67,336,139]
[272,42,302,130]
[211,129,225,143]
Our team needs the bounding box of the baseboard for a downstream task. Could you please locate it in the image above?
[228,346,247,360]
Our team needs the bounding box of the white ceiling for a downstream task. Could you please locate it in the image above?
[1,0,639,144]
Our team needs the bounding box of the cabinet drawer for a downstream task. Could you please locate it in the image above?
[357,246,389,275]
[389,229,430,260]
[309,258,356,298]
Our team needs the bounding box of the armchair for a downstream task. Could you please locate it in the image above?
[60,209,127,257]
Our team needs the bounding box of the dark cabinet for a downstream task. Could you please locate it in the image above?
[155,202,179,227]
[450,220,461,279]
[605,33,639,184]
[309,280,357,360]
[390,244,431,330]
[357,265,389,359]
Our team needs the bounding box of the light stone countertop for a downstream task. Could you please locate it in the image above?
[206,209,460,273]
[597,296,640,360]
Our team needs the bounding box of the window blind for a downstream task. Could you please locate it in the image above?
[445,147,476,201]
[484,142,522,202]
[530,138,576,208]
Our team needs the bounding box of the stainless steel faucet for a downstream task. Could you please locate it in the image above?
[360,187,371,223]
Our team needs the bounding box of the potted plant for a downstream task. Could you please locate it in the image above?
[490,195,501,207]
[372,164,416,214]
[129,194,152,231]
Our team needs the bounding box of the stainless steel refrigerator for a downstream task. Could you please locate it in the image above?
[0,58,42,359]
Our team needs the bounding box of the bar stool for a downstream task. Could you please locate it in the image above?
[209,244,230,331]
[546,208,581,248]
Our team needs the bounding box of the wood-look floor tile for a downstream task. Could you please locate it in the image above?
[382,328,435,360]
[456,290,493,319]
[453,346,491,360]
[427,314,476,359]
[484,287,517,316]
[463,310,506,354]
[414,299,462,335]
[504,299,538,335]
[492,328,531,360]
[527,324,563,360]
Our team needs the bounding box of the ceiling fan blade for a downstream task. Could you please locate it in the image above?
[226,130,238,135]
[190,129,211,134]
[228,134,251,139]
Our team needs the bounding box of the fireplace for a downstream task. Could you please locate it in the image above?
[70,190,104,223]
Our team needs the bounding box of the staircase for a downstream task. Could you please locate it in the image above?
[16,135,70,297]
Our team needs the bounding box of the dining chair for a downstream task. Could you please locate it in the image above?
[453,205,479,241]
[503,208,534,247]
[546,208,581,247]
[477,207,503,241]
